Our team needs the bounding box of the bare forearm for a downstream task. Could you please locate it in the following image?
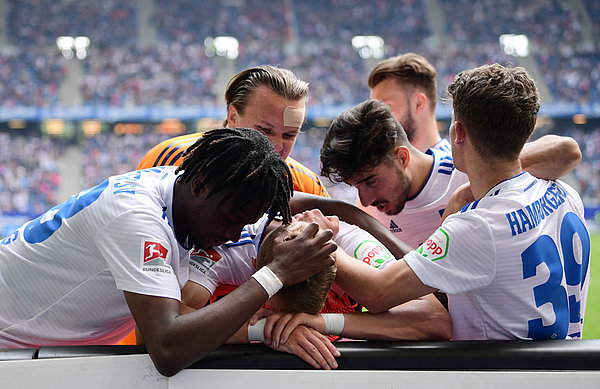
[127,279,268,376]
[342,295,451,341]
[290,192,413,258]
[520,135,581,179]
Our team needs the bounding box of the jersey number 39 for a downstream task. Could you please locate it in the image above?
[521,212,590,339]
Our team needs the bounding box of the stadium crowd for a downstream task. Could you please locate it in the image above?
[0,0,598,212]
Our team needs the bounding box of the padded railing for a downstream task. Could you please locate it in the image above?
[4,340,600,370]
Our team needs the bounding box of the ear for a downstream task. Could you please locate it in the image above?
[393,145,411,169]
[413,92,427,115]
[454,121,467,146]
[227,105,239,126]
[190,175,205,197]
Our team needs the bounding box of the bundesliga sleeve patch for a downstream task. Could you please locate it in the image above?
[141,240,173,275]
[417,227,449,262]
[353,240,393,268]
[189,247,222,274]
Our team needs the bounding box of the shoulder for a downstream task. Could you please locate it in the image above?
[285,156,330,197]
[138,133,203,169]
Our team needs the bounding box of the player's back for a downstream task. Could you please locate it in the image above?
[447,172,590,340]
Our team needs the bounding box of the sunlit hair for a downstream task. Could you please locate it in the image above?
[321,99,410,183]
[223,65,309,126]
[368,53,438,112]
[447,63,540,160]
[176,127,293,224]
[256,221,336,314]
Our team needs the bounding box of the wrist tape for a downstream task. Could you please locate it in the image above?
[247,318,266,342]
[322,313,345,336]
[251,266,283,298]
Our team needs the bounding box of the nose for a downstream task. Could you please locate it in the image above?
[268,134,284,155]
[358,188,374,208]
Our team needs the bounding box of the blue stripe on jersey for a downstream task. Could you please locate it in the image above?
[524,180,538,192]
[459,199,480,213]
[158,145,186,166]
[287,163,326,190]
[438,160,455,175]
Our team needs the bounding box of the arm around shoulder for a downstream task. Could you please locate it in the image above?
[520,135,581,180]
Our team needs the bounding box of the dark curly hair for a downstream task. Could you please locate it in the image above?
[176,127,293,224]
[320,99,410,183]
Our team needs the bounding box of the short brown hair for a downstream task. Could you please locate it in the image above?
[224,65,309,126]
[447,64,540,160]
[256,221,336,314]
[368,53,438,111]
[320,99,410,183]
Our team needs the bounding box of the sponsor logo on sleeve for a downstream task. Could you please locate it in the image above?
[354,240,393,268]
[189,247,222,274]
[417,228,449,262]
[141,240,173,275]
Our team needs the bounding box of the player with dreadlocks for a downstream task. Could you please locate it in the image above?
[175,127,294,228]
[0,127,337,376]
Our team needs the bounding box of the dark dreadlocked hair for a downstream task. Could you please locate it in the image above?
[175,127,293,224]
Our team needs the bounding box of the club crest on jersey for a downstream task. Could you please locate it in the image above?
[190,247,222,274]
[417,228,449,262]
[354,240,392,268]
[141,240,173,275]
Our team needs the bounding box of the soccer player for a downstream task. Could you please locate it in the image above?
[368,52,450,153]
[331,64,591,340]
[360,53,581,246]
[183,212,450,354]
[0,128,337,376]
[138,64,329,198]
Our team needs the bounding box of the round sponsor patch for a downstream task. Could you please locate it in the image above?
[417,227,449,261]
[353,240,392,268]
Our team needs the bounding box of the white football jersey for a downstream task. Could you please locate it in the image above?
[433,138,452,154]
[189,217,396,296]
[358,148,469,248]
[404,172,590,340]
[0,167,189,347]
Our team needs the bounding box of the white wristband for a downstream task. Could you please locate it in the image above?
[322,313,345,336]
[251,266,283,298]
[248,318,266,342]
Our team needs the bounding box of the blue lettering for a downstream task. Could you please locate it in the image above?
[506,211,522,236]
[526,204,540,229]
[517,209,533,233]
[539,195,555,215]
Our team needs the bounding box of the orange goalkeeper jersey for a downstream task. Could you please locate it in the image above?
[137,133,330,198]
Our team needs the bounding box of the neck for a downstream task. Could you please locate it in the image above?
[466,156,523,199]
[412,115,442,153]
[408,148,434,198]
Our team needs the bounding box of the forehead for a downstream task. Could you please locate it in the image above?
[246,87,306,124]
[346,163,388,186]
[370,78,412,101]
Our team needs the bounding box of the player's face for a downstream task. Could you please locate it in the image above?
[186,192,261,249]
[370,79,418,142]
[229,86,305,161]
[348,161,412,216]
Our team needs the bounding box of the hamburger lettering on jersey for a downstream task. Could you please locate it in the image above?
[405,172,590,340]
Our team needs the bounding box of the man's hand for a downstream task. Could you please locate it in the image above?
[266,222,337,286]
[268,325,340,370]
[294,209,340,238]
[263,311,326,348]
